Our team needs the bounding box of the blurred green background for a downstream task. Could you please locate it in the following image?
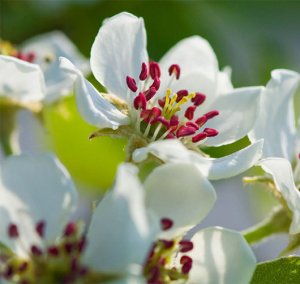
[1,0,299,194]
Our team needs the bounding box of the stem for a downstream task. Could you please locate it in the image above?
[243,206,291,245]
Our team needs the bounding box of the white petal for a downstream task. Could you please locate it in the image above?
[187,227,256,284]
[216,66,234,95]
[0,55,45,102]
[144,163,216,236]
[259,158,300,234]
[249,69,300,160]
[22,31,90,102]
[133,139,263,180]
[59,57,129,129]
[159,36,218,90]
[202,86,263,146]
[0,154,78,256]
[84,163,159,274]
[91,12,148,101]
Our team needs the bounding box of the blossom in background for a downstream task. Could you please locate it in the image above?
[84,163,256,284]
[248,69,300,234]
[60,12,263,151]
[0,154,81,282]
[0,31,89,106]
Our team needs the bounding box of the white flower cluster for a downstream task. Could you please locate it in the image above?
[0,11,299,284]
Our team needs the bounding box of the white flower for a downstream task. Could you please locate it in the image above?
[84,162,256,284]
[0,153,82,282]
[0,31,89,105]
[249,69,300,234]
[60,12,263,149]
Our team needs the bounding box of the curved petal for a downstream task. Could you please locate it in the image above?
[91,12,148,101]
[202,86,263,146]
[83,163,159,274]
[249,69,300,160]
[59,57,129,129]
[133,139,263,180]
[259,158,300,234]
[22,31,90,102]
[0,154,78,257]
[216,66,234,95]
[187,227,256,284]
[159,36,218,93]
[144,163,216,236]
[0,55,45,102]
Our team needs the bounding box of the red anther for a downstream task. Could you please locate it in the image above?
[162,240,175,249]
[182,260,193,274]
[186,121,199,130]
[169,115,179,127]
[192,93,206,106]
[176,126,197,138]
[184,105,196,120]
[27,52,35,63]
[149,61,161,79]
[192,132,207,143]
[180,255,192,265]
[151,76,161,90]
[157,116,170,127]
[204,128,219,137]
[35,220,45,238]
[126,76,138,92]
[18,261,28,272]
[31,245,43,256]
[139,62,148,81]
[158,98,166,108]
[195,115,208,127]
[3,265,13,279]
[161,218,173,231]
[64,222,77,237]
[64,242,74,255]
[145,86,157,101]
[134,92,147,110]
[8,223,19,238]
[148,266,160,282]
[168,64,181,80]
[205,110,220,120]
[47,246,60,257]
[179,240,194,253]
[166,133,176,139]
[176,89,189,102]
[141,107,162,124]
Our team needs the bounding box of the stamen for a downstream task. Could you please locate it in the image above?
[205,110,220,119]
[48,246,60,257]
[192,92,206,106]
[184,106,196,120]
[162,240,175,249]
[145,87,157,101]
[176,126,197,138]
[31,245,43,256]
[126,76,138,92]
[176,90,188,102]
[180,256,193,274]
[150,77,161,90]
[179,240,193,253]
[160,218,173,231]
[139,62,148,81]
[35,221,46,238]
[133,92,147,110]
[186,121,199,130]
[168,64,181,80]
[64,222,77,237]
[18,261,28,273]
[149,62,161,79]
[204,128,219,137]
[192,132,207,143]
[195,115,207,127]
[8,223,19,238]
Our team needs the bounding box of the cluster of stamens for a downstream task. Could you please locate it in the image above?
[126,61,219,145]
[0,40,35,63]
[144,218,194,283]
[0,221,88,283]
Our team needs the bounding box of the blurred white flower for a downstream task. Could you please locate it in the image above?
[60,12,263,149]
[249,69,300,234]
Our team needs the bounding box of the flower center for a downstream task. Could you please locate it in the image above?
[126,61,219,146]
[144,218,194,283]
[1,221,88,283]
[0,40,36,63]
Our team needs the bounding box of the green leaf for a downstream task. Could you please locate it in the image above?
[251,256,300,284]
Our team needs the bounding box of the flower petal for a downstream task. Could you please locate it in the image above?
[159,36,218,87]
[0,154,78,256]
[216,66,234,95]
[91,12,148,101]
[144,163,216,235]
[187,227,256,284]
[259,158,300,234]
[202,86,263,146]
[59,57,129,129]
[133,139,263,180]
[84,163,159,274]
[249,69,300,160]
[0,55,45,102]
[22,31,90,103]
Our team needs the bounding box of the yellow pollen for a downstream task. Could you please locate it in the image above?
[0,40,17,56]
